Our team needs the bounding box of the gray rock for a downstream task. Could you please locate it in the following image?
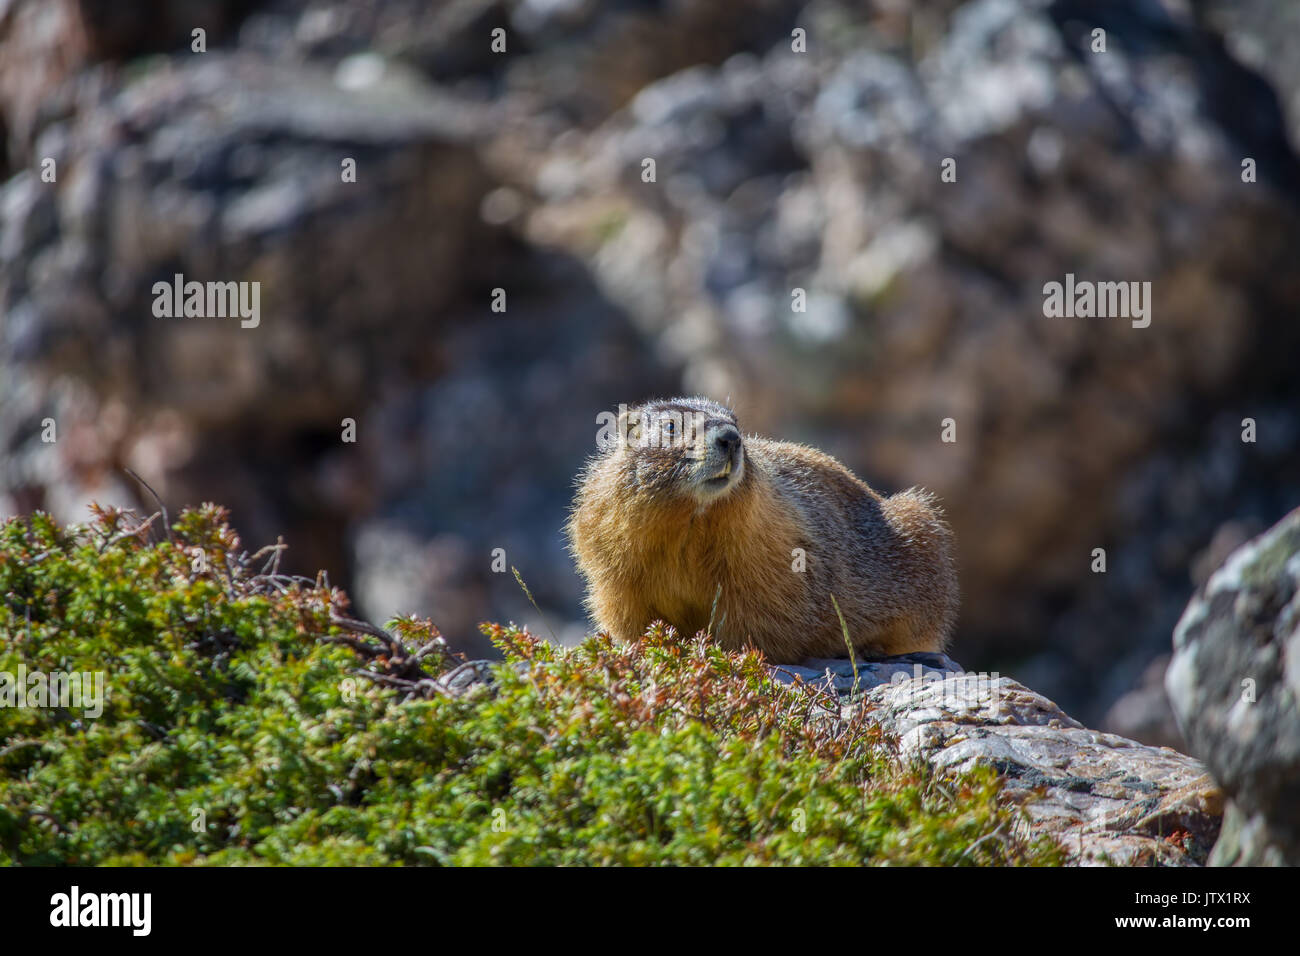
[770,651,968,695]
[777,653,1222,865]
[0,46,501,559]
[1166,506,1300,865]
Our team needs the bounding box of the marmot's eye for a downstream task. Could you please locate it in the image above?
[662,420,676,435]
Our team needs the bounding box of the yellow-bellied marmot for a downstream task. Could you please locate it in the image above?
[566,396,958,663]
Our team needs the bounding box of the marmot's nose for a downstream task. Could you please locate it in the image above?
[713,425,741,455]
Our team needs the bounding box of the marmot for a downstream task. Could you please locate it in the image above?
[566,397,958,664]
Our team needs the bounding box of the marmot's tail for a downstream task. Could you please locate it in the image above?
[880,487,959,649]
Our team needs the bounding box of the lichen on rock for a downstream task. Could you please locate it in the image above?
[775,652,1222,865]
[1166,506,1300,866]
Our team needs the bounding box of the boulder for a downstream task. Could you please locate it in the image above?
[776,651,1222,865]
[1166,506,1300,865]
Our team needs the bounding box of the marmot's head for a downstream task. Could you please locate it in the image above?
[615,397,746,505]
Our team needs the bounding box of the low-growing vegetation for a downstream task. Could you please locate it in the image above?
[0,505,1062,865]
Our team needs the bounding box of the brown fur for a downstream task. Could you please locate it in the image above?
[566,397,958,663]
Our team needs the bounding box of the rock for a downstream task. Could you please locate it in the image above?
[1166,506,1300,865]
[1200,0,1300,150]
[0,0,89,172]
[772,652,968,696]
[0,45,500,567]
[775,651,1222,865]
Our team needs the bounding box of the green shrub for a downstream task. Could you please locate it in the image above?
[0,505,1062,865]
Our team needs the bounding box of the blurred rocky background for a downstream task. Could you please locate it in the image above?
[2,0,1298,751]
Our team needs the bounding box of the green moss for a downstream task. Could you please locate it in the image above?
[1237,521,1300,591]
[0,505,1062,866]
[589,205,631,246]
